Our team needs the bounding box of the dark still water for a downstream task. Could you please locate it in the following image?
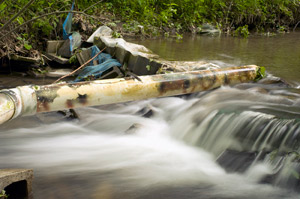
[0,34,300,199]
[128,32,300,83]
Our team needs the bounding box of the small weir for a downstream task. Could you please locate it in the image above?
[170,87,300,154]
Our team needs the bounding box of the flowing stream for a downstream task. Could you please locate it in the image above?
[0,33,300,198]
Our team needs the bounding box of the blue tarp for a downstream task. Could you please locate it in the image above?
[74,46,121,82]
[63,0,75,40]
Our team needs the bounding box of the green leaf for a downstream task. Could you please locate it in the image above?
[16,17,24,25]
[260,67,266,76]
[146,65,151,71]
[176,32,183,39]
[255,66,266,81]
[112,31,122,38]
[69,54,78,64]
[0,190,8,198]
[24,43,32,50]
[0,3,7,12]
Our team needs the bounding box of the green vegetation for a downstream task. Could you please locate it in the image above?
[0,0,103,58]
[0,0,300,58]
[105,0,300,35]
[255,66,266,81]
[0,190,8,199]
[234,25,250,38]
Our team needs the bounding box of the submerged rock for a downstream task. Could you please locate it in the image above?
[36,109,79,124]
[136,106,154,118]
[216,149,263,173]
[125,123,144,134]
[217,149,300,192]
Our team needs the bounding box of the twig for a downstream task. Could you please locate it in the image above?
[83,0,104,13]
[0,0,35,32]
[293,21,300,32]
[53,47,107,84]
[0,10,102,40]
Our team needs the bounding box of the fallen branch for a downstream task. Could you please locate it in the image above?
[0,10,103,40]
[0,0,35,32]
[293,21,300,32]
[53,47,107,84]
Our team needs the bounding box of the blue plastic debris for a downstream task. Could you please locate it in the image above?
[59,1,81,58]
[63,0,75,40]
[74,46,122,82]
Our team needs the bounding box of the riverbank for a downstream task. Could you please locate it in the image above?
[0,0,300,66]
[104,0,300,37]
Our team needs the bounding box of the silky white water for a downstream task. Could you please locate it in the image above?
[0,83,299,198]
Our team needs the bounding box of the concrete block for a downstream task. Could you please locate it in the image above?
[93,26,162,75]
[57,32,82,58]
[128,54,162,75]
[100,66,124,79]
[45,40,70,64]
[87,26,113,43]
[93,37,116,55]
[106,46,116,57]
[115,46,130,64]
[10,54,40,64]
[45,53,69,65]
[93,36,106,50]
[46,40,65,54]
[76,48,92,66]
[0,169,33,199]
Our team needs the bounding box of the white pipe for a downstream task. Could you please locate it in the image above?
[0,65,260,125]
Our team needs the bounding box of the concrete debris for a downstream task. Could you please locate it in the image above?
[42,26,224,78]
[58,32,82,58]
[87,26,113,43]
[10,54,41,64]
[91,26,222,75]
[45,40,70,64]
[76,48,92,66]
[93,26,162,75]
[0,169,33,199]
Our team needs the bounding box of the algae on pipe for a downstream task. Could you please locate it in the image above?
[0,65,261,125]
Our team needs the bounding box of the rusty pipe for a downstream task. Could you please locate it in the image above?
[0,65,260,125]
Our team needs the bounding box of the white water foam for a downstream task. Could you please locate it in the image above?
[0,87,299,199]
